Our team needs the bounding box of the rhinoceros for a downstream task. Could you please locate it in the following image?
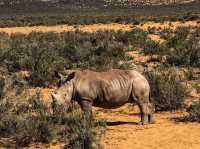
[52,69,155,125]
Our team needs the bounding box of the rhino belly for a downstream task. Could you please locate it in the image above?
[93,94,130,109]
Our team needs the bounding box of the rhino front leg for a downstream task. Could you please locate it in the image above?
[79,99,93,118]
[79,100,92,111]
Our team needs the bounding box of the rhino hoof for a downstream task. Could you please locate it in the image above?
[138,122,148,125]
[149,120,156,124]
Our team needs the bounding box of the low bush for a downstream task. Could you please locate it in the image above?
[143,39,164,55]
[159,28,173,40]
[0,93,54,147]
[144,27,200,67]
[125,28,148,49]
[0,99,15,136]
[63,111,99,149]
[0,29,150,87]
[0,77,5,99]
[145,67,187,111]
[165,27,200,66]
[185,101,200,122]
[185,67,195,81]
[0,92,104,148]
[192,83,200,93]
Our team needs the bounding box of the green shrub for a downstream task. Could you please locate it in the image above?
[165,27,200,66]
[28,92,49,115]
[185,68,195,81]
[0,93,54,146]
[0,77,5,99]
[0,92,104,147]
[0,33,10,64]
[127,28,148,48]
[192,83,200,93]
[143,39,163,55]
[0,114,20,137]
[142,27,200,67]
[186,101,200,122]
[188,27,200,66]
[145,67,187,111]
[0,98,19,137]
[16,116,53,147]
[160,28,173,40]
[0,30,136,86]
[64,111,99,149]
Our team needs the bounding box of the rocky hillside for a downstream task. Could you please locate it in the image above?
[104,0,196,6]
[52,0,198,7]
[0,0,198,7]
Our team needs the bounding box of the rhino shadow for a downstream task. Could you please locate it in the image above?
[105,121,138,126]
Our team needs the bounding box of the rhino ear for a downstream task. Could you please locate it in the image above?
[55,71,68,85]
[66,71,76,81]
[55,71,76,85]
[51,93,56,100]
[55,72,66,80]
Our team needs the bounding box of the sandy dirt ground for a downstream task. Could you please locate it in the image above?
[94,105,200,149]
[0,21,199,43]
[0,21,199,35]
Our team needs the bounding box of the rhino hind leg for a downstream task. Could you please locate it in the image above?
[135,94,155,125]
[138,102,149,125]
[148,113,155,124]
[148,103,155,124]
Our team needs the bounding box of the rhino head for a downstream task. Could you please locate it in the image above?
[51,71,76,105]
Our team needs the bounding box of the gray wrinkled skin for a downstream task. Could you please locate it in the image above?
[52,69,155,125]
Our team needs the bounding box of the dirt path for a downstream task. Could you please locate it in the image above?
[94,105,200,149]
[0,21,199,35]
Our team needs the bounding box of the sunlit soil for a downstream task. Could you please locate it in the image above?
[0,21,199,34]
[94,105,200,149]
